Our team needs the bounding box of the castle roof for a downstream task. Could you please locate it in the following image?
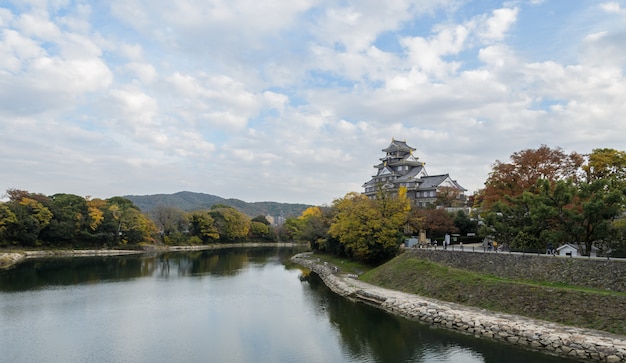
[382,139,415,154]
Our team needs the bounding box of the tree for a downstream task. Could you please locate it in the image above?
[105,197,156,245]
[295,206,332,250]
[582,148,626,183]
[0,203,18,246]
[607,217,626,257]
[477,145,583,209]
[416,209,457,239]
[251,215,270,225]
[565,178,626,256]
[328,189,410,265]
[86,197,107,232]
[249,221,271,240]
[478,147,626,255]
[6,197,53,246]
[208,206,250,241]
[152,206,188,239]
[453,210,477,236]
[42,193,89,245]
[188,211,219,243]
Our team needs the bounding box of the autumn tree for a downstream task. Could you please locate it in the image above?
[86,197,107,232]
[328,188,410,265]
[4,195,53,246]
[582,148,626,183]
[416,208,457,240]
[478,147,626,255]
[105,197,156,245]
[476,145,583,209]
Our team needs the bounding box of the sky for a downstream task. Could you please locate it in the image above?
[1,0,625,206]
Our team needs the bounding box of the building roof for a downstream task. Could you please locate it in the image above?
[382,139,415,154]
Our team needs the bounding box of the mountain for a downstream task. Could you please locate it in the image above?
[124,191,313,218]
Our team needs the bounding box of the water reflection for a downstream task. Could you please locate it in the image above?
[302,273,576,363]
[0,248,578,363]
[0,246,306,292]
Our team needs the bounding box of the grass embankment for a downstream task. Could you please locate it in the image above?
[308,252,374,276]
[358,252,626,335]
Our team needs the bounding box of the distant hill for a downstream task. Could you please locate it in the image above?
[124,191,312,218]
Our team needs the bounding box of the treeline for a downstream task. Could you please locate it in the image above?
[0,190,281,248]
[150,204,281,245]
[285,146,626,264]
[0,190,156,248]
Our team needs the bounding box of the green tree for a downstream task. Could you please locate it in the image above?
[0,203,18,246]
[295,206,332,251]
[42,193,89,245]
[565,178,626,256]
[208,206,250,241]
[249,221,271,240]
[453,210,477,236]
[6,196,53,246]
[251,215,270,225]
[188,211,219,243]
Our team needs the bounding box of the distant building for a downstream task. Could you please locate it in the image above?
[362,139,467,208]
[556,243,599,258]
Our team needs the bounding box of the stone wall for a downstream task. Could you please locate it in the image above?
[406,249,626,292]
[292,253,626,362]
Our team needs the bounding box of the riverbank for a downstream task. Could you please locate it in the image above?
[292,252,626,362]
[0,242,301,269]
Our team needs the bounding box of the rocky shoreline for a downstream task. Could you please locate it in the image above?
[292,252,626,362]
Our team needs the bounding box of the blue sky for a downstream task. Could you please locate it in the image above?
[1,0,625,205]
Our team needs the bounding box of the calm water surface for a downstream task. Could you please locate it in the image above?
[0,247,577,363]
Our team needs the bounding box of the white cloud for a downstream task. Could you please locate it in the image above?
[478,7,518,41]
[600,2,622,13]
[1,1,625,205]
[120,62,157,84]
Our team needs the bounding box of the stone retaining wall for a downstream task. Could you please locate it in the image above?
[406,249,626,292]
[292,253,626,362]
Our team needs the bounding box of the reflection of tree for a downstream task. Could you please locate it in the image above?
[0,256,151,292]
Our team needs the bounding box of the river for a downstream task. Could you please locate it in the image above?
[0,247,577,362]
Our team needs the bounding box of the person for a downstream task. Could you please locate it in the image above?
[547,242,554,255]
[493,241,498,252]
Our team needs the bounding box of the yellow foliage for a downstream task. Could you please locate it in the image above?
[299,206,322,219]
[87,198,107,231]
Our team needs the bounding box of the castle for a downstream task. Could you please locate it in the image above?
[362,139,466,208]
